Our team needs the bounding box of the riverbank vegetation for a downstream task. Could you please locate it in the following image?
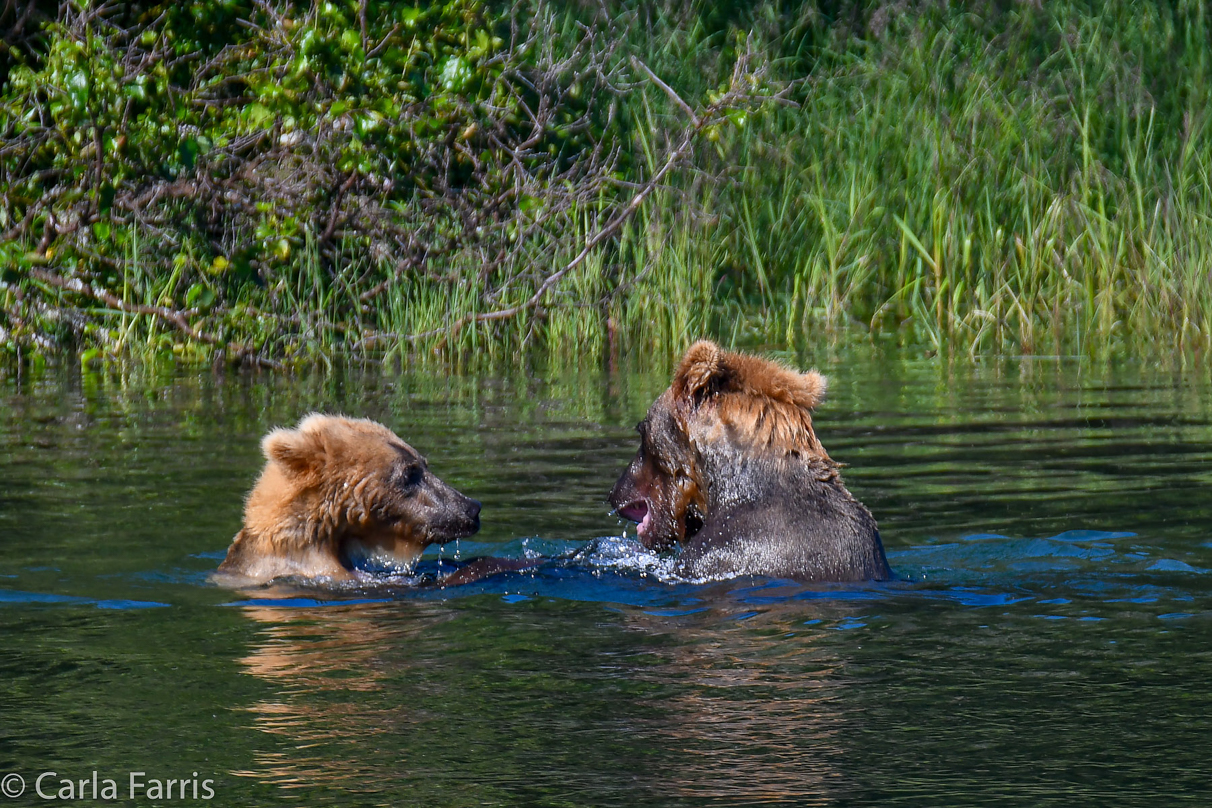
[2,1,1210,365]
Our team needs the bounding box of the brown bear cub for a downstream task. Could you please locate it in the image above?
[217,414,481,584]
[608,340,891,583]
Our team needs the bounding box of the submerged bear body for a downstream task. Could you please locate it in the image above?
[673,455,888,582]
[609,340,891,583]
[218,414,480,584]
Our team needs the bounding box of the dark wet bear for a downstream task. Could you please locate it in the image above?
[608,340,891,583]
[217,414,481,584]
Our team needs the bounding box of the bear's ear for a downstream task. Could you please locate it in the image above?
[262,418,327,478]
[794,370,827,411]
[672,340,726,405]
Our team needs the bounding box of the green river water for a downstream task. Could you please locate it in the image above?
[1,349,1210,806]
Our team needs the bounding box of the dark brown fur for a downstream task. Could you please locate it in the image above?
[217,414,480,584]
[609,341,891,583]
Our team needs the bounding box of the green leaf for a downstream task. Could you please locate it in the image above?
[178,137,200,170]
[67,71,89,109]
[399,7,422,27]
[185,283,215,309]
[438,56,471,93]
[97,183,115,214]
[246,103,273,127]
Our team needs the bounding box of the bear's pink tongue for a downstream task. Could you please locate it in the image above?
[636,508,652,538]
[618,501,651,537]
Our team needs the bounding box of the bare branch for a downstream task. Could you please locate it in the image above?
[630,57,699,125]
[28,268,280,369]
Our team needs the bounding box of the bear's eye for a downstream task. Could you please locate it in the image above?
[392,464,424,489]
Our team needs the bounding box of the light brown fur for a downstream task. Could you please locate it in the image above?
[217,414,480,584]
[670,340,829,459]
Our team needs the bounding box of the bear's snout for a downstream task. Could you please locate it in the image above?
[608,455,644,511]
[418,473,482,540]
[464,497,483,531]
[609,459,669,548]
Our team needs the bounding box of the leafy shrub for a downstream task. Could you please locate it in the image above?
[0,0,623,358]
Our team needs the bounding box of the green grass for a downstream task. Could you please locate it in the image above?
[392,0,1212,362]
[5,0,1212,365]
[600,0,1211,359]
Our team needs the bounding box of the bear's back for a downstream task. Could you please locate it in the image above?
[677,474,891,583]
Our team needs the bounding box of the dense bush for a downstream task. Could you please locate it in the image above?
[0,0,636,361]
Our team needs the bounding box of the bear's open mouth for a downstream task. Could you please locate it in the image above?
[617,500,652,538]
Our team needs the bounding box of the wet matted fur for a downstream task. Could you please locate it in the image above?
[217,414,481,584]
[609,340,891,583]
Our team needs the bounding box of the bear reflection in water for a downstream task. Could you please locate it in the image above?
[609,340,891,583]
[232,594,855,803]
